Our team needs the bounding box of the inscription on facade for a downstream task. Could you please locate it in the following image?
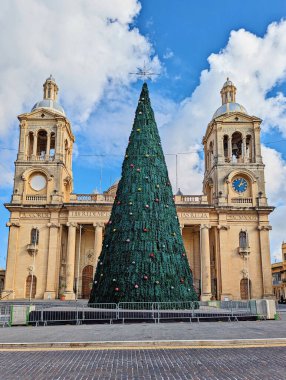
[70,211,110,217]
[20,212,50,218]
[177,212,209,219]
[227,215,257,221]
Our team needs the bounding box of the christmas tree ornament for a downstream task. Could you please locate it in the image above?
[171,286,174,289]
[134,284,139,288]
[136,168,141,172]
[129,212,133,215]
[89,83,198,305]
[180,278,185,284]
[112,279,116,282]
[126,239,130,243]
[108,221,112,224]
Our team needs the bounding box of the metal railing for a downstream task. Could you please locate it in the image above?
[0,305,11,327]
[23,300,260,326]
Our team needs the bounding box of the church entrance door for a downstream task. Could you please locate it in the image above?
[240,278,251,300]
[82,265,93,299]
[25,275,37,298]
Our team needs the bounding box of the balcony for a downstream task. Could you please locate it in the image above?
[231,198,252,204]
[71,193,208,205]
[70,194,114,203]
[26,155,55,161]
[26,195,47,202]
[26,244,38,256]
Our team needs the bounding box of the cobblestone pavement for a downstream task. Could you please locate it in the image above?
[0,347,286,380]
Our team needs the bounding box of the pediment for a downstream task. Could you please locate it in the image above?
[18,109,66,121]
[216,112,261,123]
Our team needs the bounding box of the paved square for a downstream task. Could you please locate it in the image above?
[0,347,285,380]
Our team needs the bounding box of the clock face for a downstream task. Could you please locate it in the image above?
[30,174,47,191]
[232,177,248,193]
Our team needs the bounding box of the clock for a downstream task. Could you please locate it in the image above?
[232,177,247,193]
[30,174,47,191]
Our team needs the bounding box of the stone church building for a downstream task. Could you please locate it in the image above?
[2,76,274,301]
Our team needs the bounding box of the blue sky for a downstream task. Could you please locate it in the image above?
[1,0,286,267]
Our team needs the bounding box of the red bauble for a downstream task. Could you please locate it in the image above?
[182,253,186,257]
[117,201,121,205]
[149,253,155,258]
[130,164,135,168]
[134,284,139,289]
[115,287,119,292]
[143,228,148,232]
[143,275,148,280]
[155,198,159,202]
[180,278,185,284]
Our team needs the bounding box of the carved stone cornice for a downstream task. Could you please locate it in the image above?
[6,222,20,228]
[47,222,60,228]
[217,224,229,231]
[257,225,272,231]
[200,224,211,230]
[93,222,105,229]
[66,222,77,228]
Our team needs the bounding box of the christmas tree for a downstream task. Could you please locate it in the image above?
[89,83,198,304]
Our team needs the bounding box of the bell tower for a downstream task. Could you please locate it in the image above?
[12,76,75,205]
[203,79,267,207]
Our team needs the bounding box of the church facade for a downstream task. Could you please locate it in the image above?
[2,76,274,301]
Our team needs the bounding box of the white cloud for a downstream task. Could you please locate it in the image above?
[163,48,174,60]
[160,20,286,260]
[0,0,161,188]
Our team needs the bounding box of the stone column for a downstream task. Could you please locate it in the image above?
[242,136,247,161]
[46,132,51,160]
[227,136,232,162]
[200,224,211,301]
[18,120,27,160]
[258,225,273,298]
[32,131,38,158]
[93,223,104,275]
[64,222,77,299]
[254,124,262,163]
[3,222,20,299]
[44,223,60,299]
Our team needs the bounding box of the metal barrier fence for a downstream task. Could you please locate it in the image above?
[0,300,262,326]
[0,305,11,327]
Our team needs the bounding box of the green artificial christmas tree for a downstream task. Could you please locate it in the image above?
[89,83,198,304]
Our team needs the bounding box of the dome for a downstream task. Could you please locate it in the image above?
[31,99,65,115]
[213,102,247,119]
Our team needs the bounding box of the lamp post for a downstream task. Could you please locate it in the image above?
[76,224,83,300]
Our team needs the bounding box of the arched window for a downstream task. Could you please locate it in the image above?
[223,135,229,161]
[231,132,242,162]
[50,132,56,158]
[28,132,34,158]
[30,228,39,245]
[239,230,248,249]
[37,130,48,158]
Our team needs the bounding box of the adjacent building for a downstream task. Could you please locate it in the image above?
[272,242,286,301]
[2,76,274,300]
